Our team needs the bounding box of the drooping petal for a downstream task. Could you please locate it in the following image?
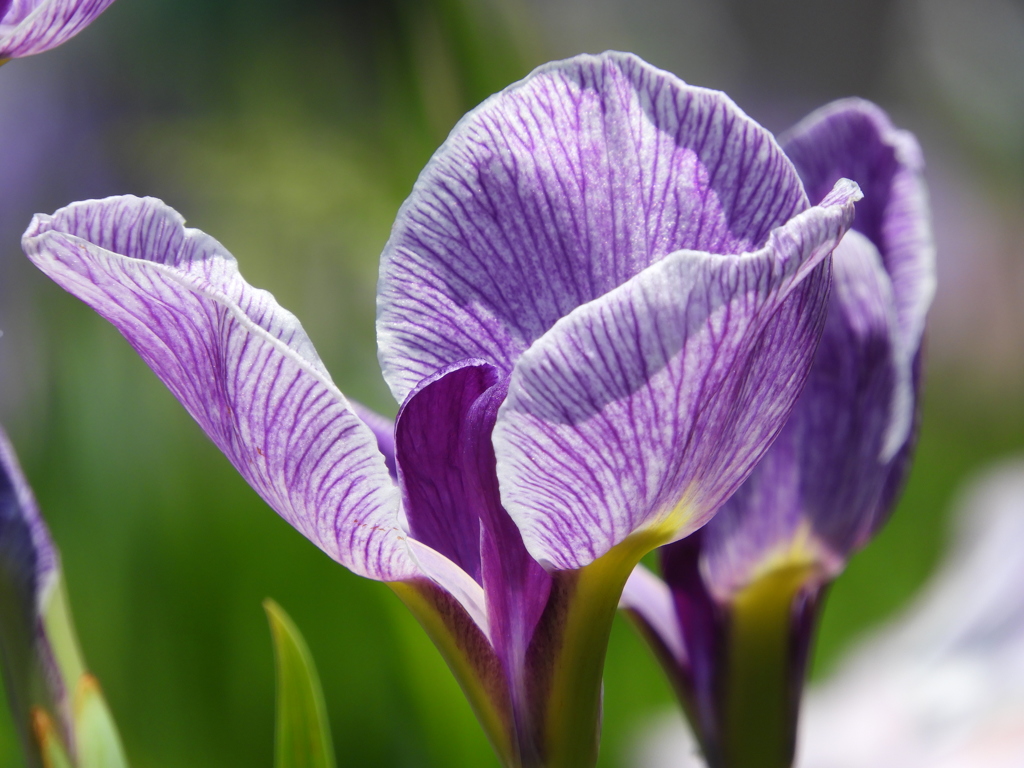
[493,180,860,571]
[377,51,810,402]
[22,196,415,582]
[0,0,116,59]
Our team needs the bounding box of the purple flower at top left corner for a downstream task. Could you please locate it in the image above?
[0,0,116,60]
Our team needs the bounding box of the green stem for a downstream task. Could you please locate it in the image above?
[544,524,677,768]
[719,564,821,768]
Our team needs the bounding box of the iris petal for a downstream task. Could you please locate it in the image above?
[377,51,810,402]
[396,361,498,582]
[703,230,902,590]
[782,98,935,385]
[22,196,415,582]
[0,0,116,58]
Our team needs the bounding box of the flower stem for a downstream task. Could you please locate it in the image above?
[718,564,822,768]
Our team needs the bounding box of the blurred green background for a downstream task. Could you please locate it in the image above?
[0,0,1022,765]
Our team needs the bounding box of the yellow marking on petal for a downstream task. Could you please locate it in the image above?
[747,522,828,585]
[388,581,515,768]
[543,501,692,768]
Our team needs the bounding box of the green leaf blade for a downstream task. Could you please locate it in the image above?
[264,599,336,768]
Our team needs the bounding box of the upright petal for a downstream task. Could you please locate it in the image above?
[378,51,810,401]
[781,98,935,392]
[494,180,859,571]
[0,0,116,59]
[22,196,415,582]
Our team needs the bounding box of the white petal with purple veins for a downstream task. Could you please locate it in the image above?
[0,0,116,58]
[377,51,809,402]
[22,196,416,582]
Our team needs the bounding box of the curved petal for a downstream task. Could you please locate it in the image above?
[781,99,935,400]
[22,196,415,582]
[493,180,860,570]
[377,50,810,402]
[0,0,116,59]
[0,427,57,608]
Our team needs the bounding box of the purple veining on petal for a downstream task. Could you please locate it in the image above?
[494,180,859,571]
[22,196,416,582]
[377,51,810,402]
[782,99,935,402]
[0,0,117,59]
[797,233,903,551]
[632,104,936,768]
[660,101,936,600]
[693,99,936,591]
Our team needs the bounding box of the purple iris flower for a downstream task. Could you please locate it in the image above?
[0,0,115,60]
[622,99,935,768]
[22,52,860,767]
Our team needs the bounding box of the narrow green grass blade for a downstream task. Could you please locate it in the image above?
[264,599,336,768]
